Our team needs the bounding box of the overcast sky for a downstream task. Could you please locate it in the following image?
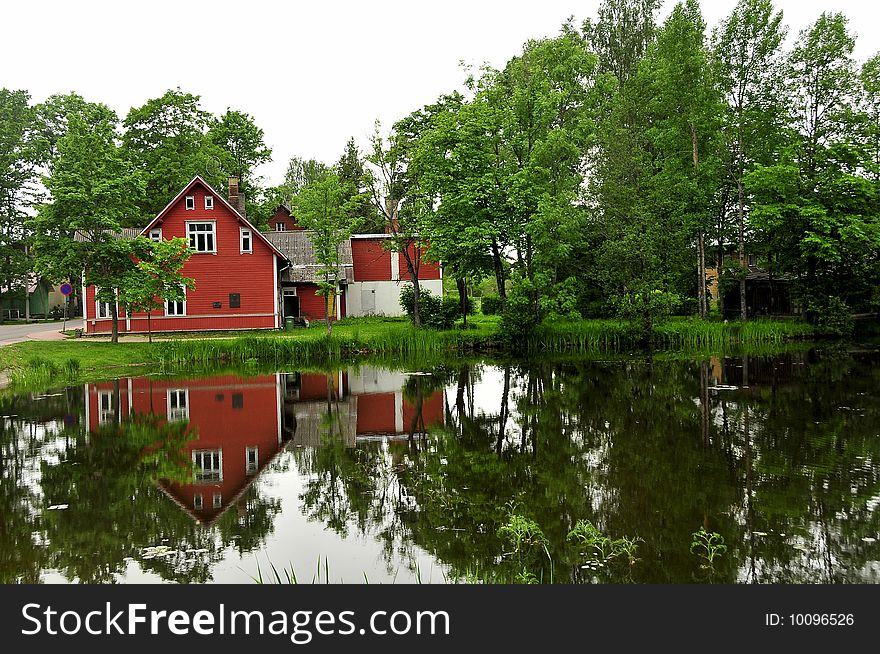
[3,0,879,188]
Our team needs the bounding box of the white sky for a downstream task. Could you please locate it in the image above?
[3,0,878,188]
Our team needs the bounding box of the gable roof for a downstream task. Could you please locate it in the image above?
[140,176,287,260]
[263,230,354,284]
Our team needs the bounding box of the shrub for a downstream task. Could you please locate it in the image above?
[804,295,854,337]
[399,284,442,327]
[480,295,503,315]
[498,276,540,349]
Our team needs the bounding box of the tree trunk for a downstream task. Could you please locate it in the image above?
[456,277,467,327]
[737,179,747,322]
[490,238,506,301]
[325,287,332,337]
[147,312,152,344]
[697,229,707,318]
[717,238,725,317]
[401,249,422,328]
[110,297,119,344]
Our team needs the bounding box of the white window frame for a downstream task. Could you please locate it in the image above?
[165,284,187,317]
[166,388,189,421]
[193,449,222,483]
[275,222,285,232]
[246,446,259,474]
[204,195,214,210]
[98,390,115,424]
[185,195,195,210]
[95,287,115,320]
[149,228,162,242]
[240,227,252,254]
[212,492,222,508]
[194,494,203,509]
[187,221,216,253]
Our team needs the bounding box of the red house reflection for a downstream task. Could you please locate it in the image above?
[84,368,444,526]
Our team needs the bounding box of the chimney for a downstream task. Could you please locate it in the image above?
[228,176,246,218]
[384,197,399,234]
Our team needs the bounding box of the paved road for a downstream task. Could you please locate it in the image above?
[0,321,70,347]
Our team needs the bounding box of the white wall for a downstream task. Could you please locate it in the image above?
[345,279,443,318]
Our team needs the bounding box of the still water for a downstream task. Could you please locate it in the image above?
[2,347,879,584]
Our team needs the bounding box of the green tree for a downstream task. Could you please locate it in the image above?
[711,0,787,320]
[119,237,195,342]
[207,109,272,207]
[365,122,433,327]
[293,172,362,335]
[280,156,329,205]
[122,89,217,216]
[583,0,662,87]
[31,112,144,343]
[0,89,38,322]
[335,137,377,232]
[747,12,879,324]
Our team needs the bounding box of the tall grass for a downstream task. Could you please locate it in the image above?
[156,330,495,370]
[532,318,815,353]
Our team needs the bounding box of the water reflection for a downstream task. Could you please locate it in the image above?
[1,350,879,584]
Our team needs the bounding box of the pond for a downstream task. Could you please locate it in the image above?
[2,346,879,584]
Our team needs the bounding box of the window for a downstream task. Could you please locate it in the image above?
[165,285,186,316]
[232,393,243,409]
[167,388,189,421]
[194,494,203,510]
[246,447,259,474]
[96,288,113,319]
[149,228,162,242]
[185,195,195,210]
[748,254,757,267]
[193,449,222,483]
[240,228,252,253]
[204,195,214,210]
[187,222,216,253]
[229,293,240,309]
[275,222,285,232]
[212,493,222,508]
[98,390,115,424]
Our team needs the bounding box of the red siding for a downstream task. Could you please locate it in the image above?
[399,244,441,281]
[356,393,396,434]
[296,284,327,321]
[351,238,392,281]
[403,392,444,431]
[85,179,279,334]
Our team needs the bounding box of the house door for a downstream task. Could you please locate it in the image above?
[282,289,300,317]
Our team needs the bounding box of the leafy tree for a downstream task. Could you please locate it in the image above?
[335,137,377,232]
[31,112,144,343]
[207,109,272,205]
[583,0,662,87]
[711,0,787,320]
[365,122,434,327]
[747,12,880,323]
[293,172,362,335]
[122,88,217,216]
[279,156,329,205]
[119,237,195,342]
[0,89,38,321]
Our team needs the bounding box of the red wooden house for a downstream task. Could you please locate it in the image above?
[81,176,443,333]
[82,176,286,334]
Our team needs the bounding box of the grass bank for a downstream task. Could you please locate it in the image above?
[1,315,821,391]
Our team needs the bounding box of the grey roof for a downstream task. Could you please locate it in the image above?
[73,228,141,242]
[263,230,354,284]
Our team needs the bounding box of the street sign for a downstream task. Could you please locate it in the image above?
[60,283,73,296]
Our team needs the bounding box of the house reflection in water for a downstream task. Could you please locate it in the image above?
[84,368,444,526]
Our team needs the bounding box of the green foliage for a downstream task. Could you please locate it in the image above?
[399,283,443,328]
[480,295,503,315]
[498,276,540,349]
[567,520,643,570]
[803,294,854,337]
[690,527,727,565]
